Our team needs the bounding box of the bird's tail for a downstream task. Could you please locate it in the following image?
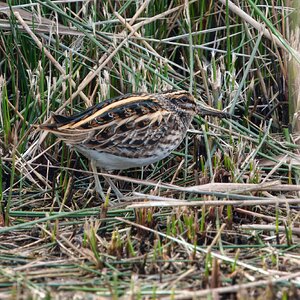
[39,114,89,144]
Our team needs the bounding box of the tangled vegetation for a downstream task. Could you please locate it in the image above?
[1,1,300,299]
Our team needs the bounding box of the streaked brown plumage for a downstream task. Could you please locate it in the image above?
[40,90,225,170]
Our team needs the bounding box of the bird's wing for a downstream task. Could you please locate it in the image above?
[84,99,177,159]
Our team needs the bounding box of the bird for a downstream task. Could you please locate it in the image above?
[40,90,228,199]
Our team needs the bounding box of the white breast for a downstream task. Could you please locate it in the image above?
[74,145,173,170]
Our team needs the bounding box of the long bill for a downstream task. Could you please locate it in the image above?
[195,102,235,119]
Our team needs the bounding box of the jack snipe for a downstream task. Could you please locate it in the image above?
[40,90,227,198]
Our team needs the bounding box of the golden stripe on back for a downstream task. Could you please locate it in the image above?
[59,94,152,130]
